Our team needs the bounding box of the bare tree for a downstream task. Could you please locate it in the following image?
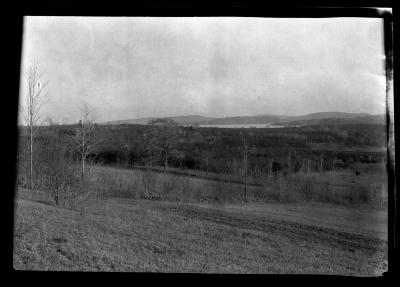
[204,156,209,177]
[266,154,274,179]
[306,158,311,174]
[44,116,60,153]
[201,151,212,177]
[147,118,180,171]
[68,103,99,180]
[20,63,48,190]
[319,154,324,174]
[41,117,76,206]
[240,137,254,202]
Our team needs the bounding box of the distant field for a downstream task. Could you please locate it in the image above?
[13,189,387,274]
[308,143,387,153]
[90,163,388,206]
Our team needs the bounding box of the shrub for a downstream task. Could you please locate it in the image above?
[347,185,372,204]
[160,175,180,201]
[158,175,195,202]
[33,141,83,208]
[138,169,159,199]
[295,175,314,201]
[47,165,81,207]
[88,167,139,200]
[177,176,194,202]
[275,176,296,203]
[210,180,234,204]
[257,185,281,202]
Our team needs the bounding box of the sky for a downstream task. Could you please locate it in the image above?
[19,17,387,124]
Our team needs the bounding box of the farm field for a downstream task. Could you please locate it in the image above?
[13,166,388,275]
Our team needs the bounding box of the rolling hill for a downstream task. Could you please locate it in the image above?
[100,112,386,127]
[101,115,215,126]
[280,114,386,126]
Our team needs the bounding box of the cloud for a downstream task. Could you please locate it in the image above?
[20,17,386,123]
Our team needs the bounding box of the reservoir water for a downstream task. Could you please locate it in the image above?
[198,123,286,128]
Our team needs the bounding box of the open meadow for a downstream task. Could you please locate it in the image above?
[13,164,388,275]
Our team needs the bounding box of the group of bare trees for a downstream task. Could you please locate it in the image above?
[18,64,182,203]
[145,118,180,171]
[19,63,99,200]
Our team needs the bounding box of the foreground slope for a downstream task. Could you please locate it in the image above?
[14,190,387,274]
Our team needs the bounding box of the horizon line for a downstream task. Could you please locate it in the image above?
[102,111,382,123]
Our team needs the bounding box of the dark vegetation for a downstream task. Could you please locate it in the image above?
[22,122,387,170]
[98,123,386,172]
[16,121,388,207]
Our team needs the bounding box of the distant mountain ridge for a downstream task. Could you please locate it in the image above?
[201,115,290,125]
[289,112,371,121]
[281,114,386,126]
[100,112,385,127]
[101,115,215,126]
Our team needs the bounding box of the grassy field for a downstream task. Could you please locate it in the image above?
[105,160,388,189]
[86,163,388,207]
[13,178,388,274]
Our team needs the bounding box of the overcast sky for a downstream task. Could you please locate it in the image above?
[19,17,386,124]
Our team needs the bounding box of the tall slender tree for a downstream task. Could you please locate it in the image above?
[20,63,48,190]
[240,137,254,202]
[320,154,324,173]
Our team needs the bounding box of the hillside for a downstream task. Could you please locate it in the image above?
[102,115,215,126]
[280,115,386,127]
[290,112,371,121]
[199,115,291,125]
[14,186,387,274]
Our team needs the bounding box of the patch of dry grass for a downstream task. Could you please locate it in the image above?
[13,190,388,274]
[86,164,388,207]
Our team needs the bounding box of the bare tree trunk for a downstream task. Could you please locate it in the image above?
[205,157,208,177]
[269,159,273,179]
[81,120,85,179]
[320,156,323,173]
[29,123,33,190]
[82,155,85,179]
[55,189,59,206]
[278,171,283,201]
[164,157,168,171]
[243,138,248,202]
[288,151,291,177]
[244,175,248,202]
[29,83,34,190]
